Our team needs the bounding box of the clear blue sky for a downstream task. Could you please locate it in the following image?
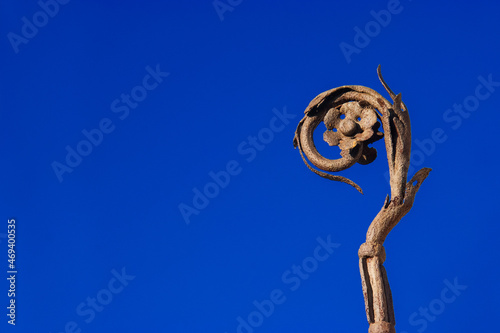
[1,1,499,332]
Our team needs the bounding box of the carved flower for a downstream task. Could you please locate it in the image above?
[323,101,383,164]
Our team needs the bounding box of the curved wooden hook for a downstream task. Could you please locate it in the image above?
[294,66,432,333]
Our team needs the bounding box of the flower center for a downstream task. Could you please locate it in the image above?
[339,119,359,136]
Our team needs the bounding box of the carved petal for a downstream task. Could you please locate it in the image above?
[358,146,377,165]
[323,130,341,146]
[355,128,374,142]
[340,101,363,117]
[339,137,359,151]
[359,108,378,130]
[324,108,341,130]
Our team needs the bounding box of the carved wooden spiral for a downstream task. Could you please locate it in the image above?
[293,66,432,333]
[293,85,394,193]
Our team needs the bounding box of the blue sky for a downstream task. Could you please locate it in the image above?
[1,1,499,332]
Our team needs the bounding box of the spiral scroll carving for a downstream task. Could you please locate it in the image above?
[293,84,396,193]
[293,66,432,333]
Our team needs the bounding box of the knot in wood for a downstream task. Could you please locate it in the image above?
[358,242,386,263]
